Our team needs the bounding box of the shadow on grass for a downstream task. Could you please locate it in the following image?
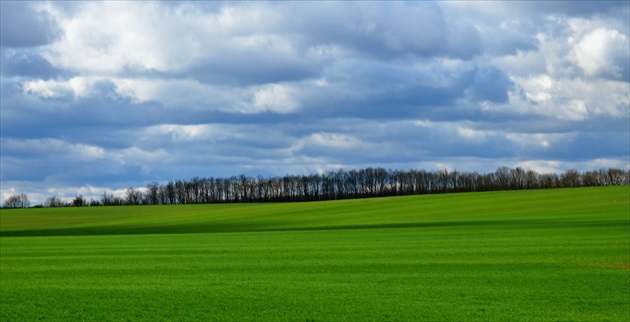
[1,219,627,238]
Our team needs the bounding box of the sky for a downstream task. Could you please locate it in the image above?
[1,1,629,204]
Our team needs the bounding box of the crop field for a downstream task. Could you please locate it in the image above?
[1,186,629,321]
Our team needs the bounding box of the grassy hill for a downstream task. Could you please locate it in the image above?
[1,186,629,321]
[2,186,628,236]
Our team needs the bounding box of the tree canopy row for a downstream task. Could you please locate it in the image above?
[3,167,629,208]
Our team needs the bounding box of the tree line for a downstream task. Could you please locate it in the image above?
[3,167,629,208]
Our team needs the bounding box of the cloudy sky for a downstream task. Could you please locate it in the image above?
[1,1,629,203]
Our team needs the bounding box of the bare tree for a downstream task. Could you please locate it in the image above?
[146,181,160,205]
[511,167,527,189]
[68,166,627,206]
[495,167,512,190]
[72,195,87,207]
[561,169,581,187]
[3,193,30,208]
[604,168,626,186]
[44,196,66,208]
[101,192,124,206]
[125,187,143,205]
[582,170,602,187]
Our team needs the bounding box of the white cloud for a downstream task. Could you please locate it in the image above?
[487,71,629,121]
[112,147,169,165]
[561,99,589,121]
[306,133,363,150]
[141,123,244,144]
[40,2,199,74]
[250,83,300,114]
[0,181,131,205]
[585,158,630,170]
[521,74,557,103]
[1,138,105,160]
[68,77,101,97]
[457,127,488,143]
[0,187,19,205]
[488,14,629,123]
[112,77,236,110]
[506,133,573,151]
[36,1,304,77]
[22,80,64,98]
[513,160,562,174]
[515,158,630,174]
[148,124,213,142]
[22,76,105,99]
[112,78,302,114]
[22,79,71,98]
[413,119,435,128]
[571,27,629,78]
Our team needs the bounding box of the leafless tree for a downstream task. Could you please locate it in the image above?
[72,195,87,207]
[44,196,66,208]
[3,193,30,208]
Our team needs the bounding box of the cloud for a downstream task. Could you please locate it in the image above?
[571,28,629,79]
[468,65,513,103]
[511,1,629,17]
[251,84,300,114]
[36,1,317,81]
[33,1,484,83]
[0,2,61,47]
[1,138,104,161]
[307,133,362,150]
[146,124,214,142]
[1,48,63,78]
[22,79,72,98]
[1,1,628,203]
[112,78,227,107]
[499,74,629,121]
[39,2,190,74]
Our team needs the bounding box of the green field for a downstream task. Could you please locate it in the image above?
[1,186,629,320]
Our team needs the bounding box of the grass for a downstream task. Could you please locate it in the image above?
[1,186,627,236]
[1,186,629,320]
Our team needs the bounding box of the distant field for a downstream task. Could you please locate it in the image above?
[2,186,628,236]
[1,186,629,320]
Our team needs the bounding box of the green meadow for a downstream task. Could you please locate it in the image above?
[1,186,629,321]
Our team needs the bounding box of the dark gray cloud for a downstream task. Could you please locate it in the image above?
[184,56,320,86]
[514,1,629,17]
[1,49,64,78]
[0,2,60,47]
[469,66,513,103]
